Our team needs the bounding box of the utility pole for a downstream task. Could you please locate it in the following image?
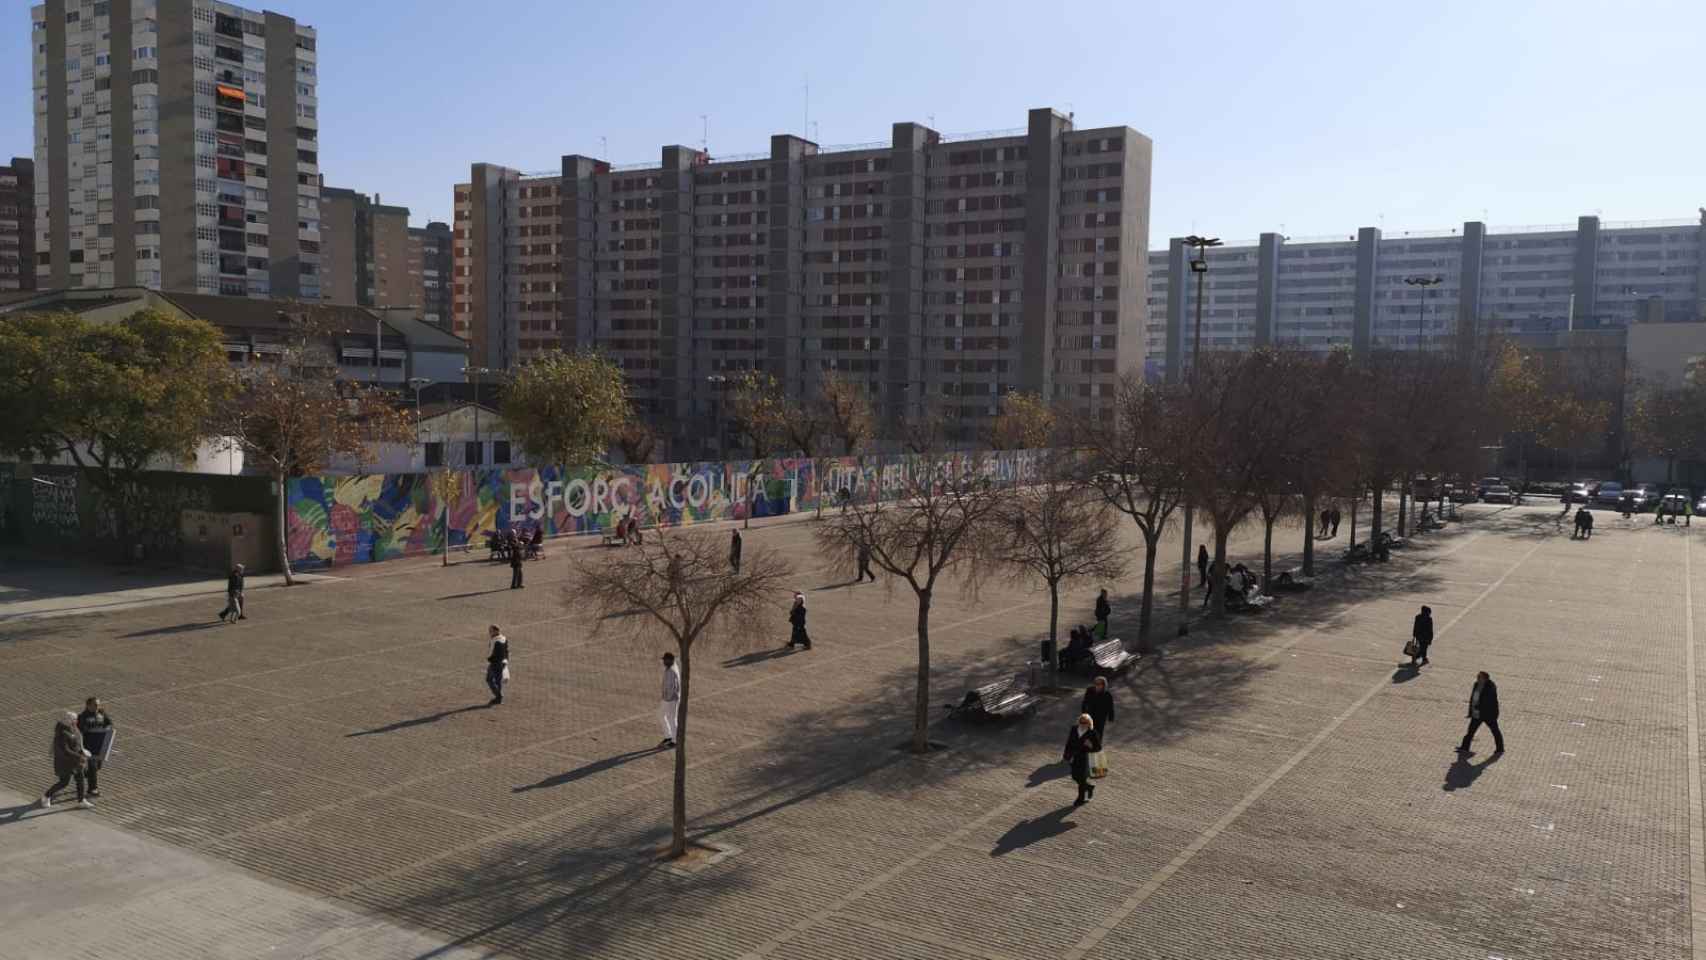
[1178,235,1220,635]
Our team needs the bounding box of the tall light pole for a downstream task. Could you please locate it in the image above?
[1403,275,1443,350]
[408,377,432,468]
[1178,235,1221,636]
[462,366,491,466]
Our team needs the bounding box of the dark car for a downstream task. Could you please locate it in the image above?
[1564,480,1594,504]
[1622,484,1660,512]
[1593,482,1624,507]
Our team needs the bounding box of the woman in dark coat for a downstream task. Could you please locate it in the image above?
[1196,544,1210,586]
[1063,713,1102,805]
[40,711,92,809]
[1410,605,1433,666]
[1081,677,1115,778]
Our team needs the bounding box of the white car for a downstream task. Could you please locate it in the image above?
[1482,484,1518,504]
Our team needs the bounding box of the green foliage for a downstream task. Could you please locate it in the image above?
[0,309,232,547]
[499,349,632,467]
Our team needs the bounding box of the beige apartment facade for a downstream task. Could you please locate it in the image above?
[453,107,1152,453]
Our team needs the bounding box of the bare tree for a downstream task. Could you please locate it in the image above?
[219,312,412,583]
[985,391,1057,450]
[815,416,1009,753]
[571,529,791,858]
[819,372,876,455]
[993,457,1128,664]
[612,417,658,464]
[1079,372,1188,644]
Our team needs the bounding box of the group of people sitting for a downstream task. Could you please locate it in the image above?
[610,515,646,546]
[1204,562,1272,610]
[1060,622,1108,671]
[496,526,545,559]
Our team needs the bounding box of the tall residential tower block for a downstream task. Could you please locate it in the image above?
[452,107,1152,452]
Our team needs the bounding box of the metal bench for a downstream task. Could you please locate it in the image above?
[948,674,1041,721]
[1087,638,1138,675]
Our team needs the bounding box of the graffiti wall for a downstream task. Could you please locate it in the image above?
[7,464,271,563]
[286,450,1044,569]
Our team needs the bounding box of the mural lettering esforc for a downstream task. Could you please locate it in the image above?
[285,451,1043,569]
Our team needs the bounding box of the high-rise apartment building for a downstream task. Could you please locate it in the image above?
[319,185,409,306]
[30,0,321,298]
[407,220,451,329]
[453,107,1151,451]
[1145,213,1706,380]
[0,158,35,291]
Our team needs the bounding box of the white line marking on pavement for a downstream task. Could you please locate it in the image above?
[1680,532,1706,960]
[1059,537,1541,960]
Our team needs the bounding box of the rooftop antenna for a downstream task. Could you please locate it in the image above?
[600,135,608,159]
[803,76,809,139]
[700,114,708,155]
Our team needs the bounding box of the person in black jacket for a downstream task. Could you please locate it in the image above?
[1196,544,1210,586]
[786,593,811,650]
[485,625,509,705]
[1409,605,1434,666]
[1456,671,1504,754]
[508,534,524,589]
[77,697,115,798]
[40,712,92,809]
[1081,677,1115,777]
[729,530,742,573]
[218,563,246,623]
[1064,713,1102,805]
[1094,589,1111,635]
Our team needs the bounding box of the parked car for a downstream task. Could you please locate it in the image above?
[1695,493,1706,516]
[1483,483,1519,504]
[1475,476,1504,499]
[1623,484,1660,512]
[1660,492,1691,517]
[1445,483,1477,504]
[1564,480,1594,504]
[1593,482,1624,506]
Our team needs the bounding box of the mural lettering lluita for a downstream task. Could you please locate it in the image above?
[286,451,1041,569]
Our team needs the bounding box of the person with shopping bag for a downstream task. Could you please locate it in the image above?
[1080,676,1115,778]
[485,625,510,706]
[1406,605,1433,667]
[1064,713,1102,806]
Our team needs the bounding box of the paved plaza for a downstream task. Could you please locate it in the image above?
[1,503,1701,959]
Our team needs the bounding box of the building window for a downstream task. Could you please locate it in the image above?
[491,440,511,465]
[424,442,443,467]
[464,441,483,465]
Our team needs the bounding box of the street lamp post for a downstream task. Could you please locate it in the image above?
[408,377,432,468]
[706,374,727,459]
[1403,275,1443,350]
[461,366,491,467]
[1178,235,1221,636]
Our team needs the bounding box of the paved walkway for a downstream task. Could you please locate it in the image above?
[0,552,334,623]
[0,504,1695,959]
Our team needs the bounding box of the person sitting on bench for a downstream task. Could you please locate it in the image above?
[1061,625,1094,670]
[526,525,544,558]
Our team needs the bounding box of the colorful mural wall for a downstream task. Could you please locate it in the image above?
[286,450,1044,569]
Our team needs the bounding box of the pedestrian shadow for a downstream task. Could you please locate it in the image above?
[119,621,222,638]
[0,800,60,826]
[438,588,510,601]
[721,647,800,669]
[813,579,861,591]
[513,748,664,793]
[345,704,491,738]
[1025,761,1067,788]
[990,805,1079,856]
[1391,663,1421,684]
[1443,751,1501,791]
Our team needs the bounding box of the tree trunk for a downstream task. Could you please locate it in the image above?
[1047,579,1060,650]
[913,588,932,754]
[1349,498,1360,551]
[275,470,295,585]
[670,643,690,858]
[1262,515,1275,585]
[1138,527,1159,648]
[1210,524,1230,617]
[1302,493,1317,577]
[1397,487,1409,538]
[1371,484,1385,545]
[1177,503,1193,636]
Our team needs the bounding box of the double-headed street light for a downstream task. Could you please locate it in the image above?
[408,377,433,467]
[1403,275,1443,350]
[462,366,493,466]
[1179,235,1220,637]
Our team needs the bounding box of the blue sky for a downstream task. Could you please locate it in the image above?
[5,0,1703,246]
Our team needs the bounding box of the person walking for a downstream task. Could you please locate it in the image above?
[786,593,812,650]
[1063,713,1102,806]
[659,652,680,748]
[1319,507,1331,538]
[1687,498,1694,527]
[509,535,525,589]
[1330,507,1342,538]
[1081,677,1115,778]
[1408,605,1433,666]
[217,563,246,623]
[1456,671,1504,755]
[1196,544,1210,587]
[729,529,743,574]
[1094,589,1112,637]
[76,697,115,798]
[484,625,509,705]
[856,542,877,583]
[39,712,93,809]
